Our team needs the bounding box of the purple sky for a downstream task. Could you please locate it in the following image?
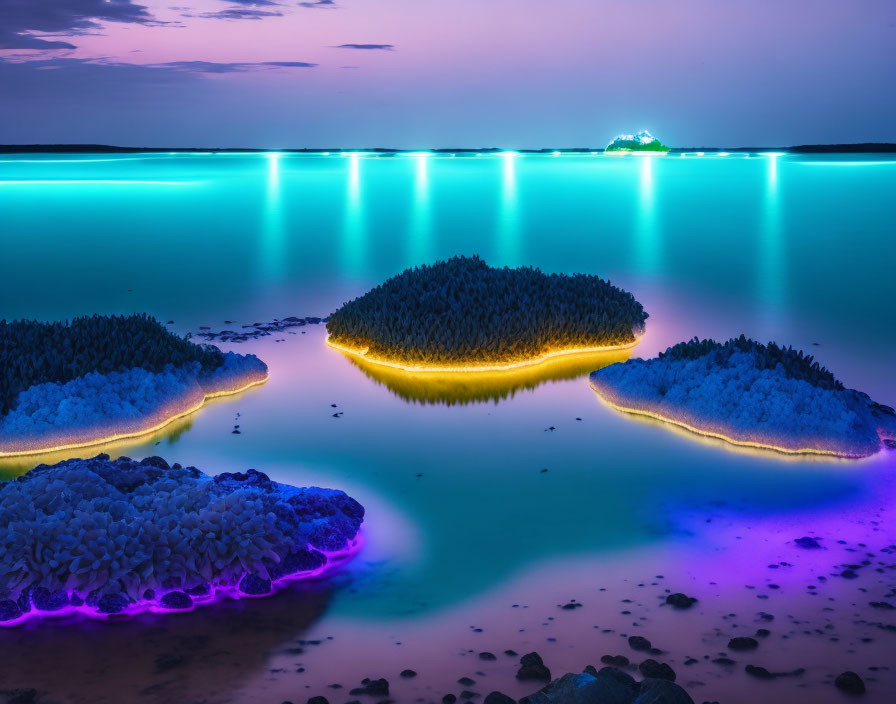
[1,0,894,148]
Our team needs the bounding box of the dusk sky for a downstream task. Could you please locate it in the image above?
[1,0,894,148]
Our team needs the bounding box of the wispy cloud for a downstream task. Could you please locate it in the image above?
[0,0,160,50]
[298,0,336,8]
[189,8,285,21]
[150,60,317,73]
[334,43,394,51]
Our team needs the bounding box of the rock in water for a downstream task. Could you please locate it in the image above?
[633,678,695,704]
[665,593,697,609]
[834,671,866,695]
[521,668,638,704]
[517,652,552,682]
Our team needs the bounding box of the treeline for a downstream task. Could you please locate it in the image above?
[327,256,648,364]
[0,314,224,414]
[659,335,844,391]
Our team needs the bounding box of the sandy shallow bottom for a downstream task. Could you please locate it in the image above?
[0,322,893,704]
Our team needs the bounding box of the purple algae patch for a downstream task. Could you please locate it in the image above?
[0,454,364,625]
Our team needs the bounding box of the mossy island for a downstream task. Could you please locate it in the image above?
[590,336,896,458]
[326,256,648,372]
[0,454,364,624]
[0,314,268,457]
[605,130,670,153]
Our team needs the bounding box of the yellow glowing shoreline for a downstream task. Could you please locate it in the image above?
[0,374,268,458]
[590,384,864,459]
[327,335,643,374]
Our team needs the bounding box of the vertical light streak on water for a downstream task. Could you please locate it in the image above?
[260,153,286,285]
[758,154,785,336]
[407,154,432,267]
[497,153,520,266]
[341,154,365,277]
[634,156,659,276]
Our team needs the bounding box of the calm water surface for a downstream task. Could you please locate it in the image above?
[0,153,894,703]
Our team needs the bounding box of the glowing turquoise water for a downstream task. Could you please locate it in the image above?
[1,153,895,703]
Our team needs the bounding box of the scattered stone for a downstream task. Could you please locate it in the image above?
[628,636,652,652]
[308,697,329,704]
[349,679,389,697]
[517,652,551,682]
[400,670,417,679]
[727,637,759,651]
[479,652,497,661]
[483,693,515,704]
[665,593,697,609]
[600,655,630,667]
[794,537,822,549]
[632,678,695,704]
[639,660,676,681]
[520,668,638,704]
[834,671,865,695]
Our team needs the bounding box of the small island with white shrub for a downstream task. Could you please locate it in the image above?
[590,336,896,458]
[605,130,670,153]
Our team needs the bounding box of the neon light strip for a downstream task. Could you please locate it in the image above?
[0,374,268,458]
[0,180,199,185]
[1,533,363,627]
[591,388,860,458]
[326,336,643,374]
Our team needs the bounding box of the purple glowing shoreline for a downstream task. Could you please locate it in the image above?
[0,534,363,627]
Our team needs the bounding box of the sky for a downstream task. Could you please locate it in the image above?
[1,0,894,148]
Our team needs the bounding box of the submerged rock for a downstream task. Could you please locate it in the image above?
[665,593,697,609]
[517,652,552,682]
[0,455,363,623]
[834,671,866,695]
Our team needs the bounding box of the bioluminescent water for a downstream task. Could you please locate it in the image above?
[1,152,894,704]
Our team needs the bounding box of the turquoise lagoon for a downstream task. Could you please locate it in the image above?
[0,152,895,704]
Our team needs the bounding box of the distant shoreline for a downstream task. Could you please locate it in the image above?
[1,143,894,154]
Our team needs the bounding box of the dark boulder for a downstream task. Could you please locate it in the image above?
[400,670,417,678]
[349,679,389,697]
[794,537,822,549]
[483,693,515,704]
[639,659,676,681]
[628,636,652,652]
[520,668,637,704]
[632,678,695,704]
[517,653,551,682]
[665,593,697,609]
[727,637,758,651]
[307,698,329,704]
[834,671,865,695]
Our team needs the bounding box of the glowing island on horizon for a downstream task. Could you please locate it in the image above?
[605,130,671,153]
[325,255,648,373]
[590,336,896,458]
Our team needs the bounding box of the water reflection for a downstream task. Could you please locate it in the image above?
[0,414,197,480]
[342,153,364,276]
[259,152,286,284]
[0,581,336,704]
[497,152,520,266]
[407,154,432,266]
[340,348,633,405]
[758,154,785,337]
[635,156,659,275]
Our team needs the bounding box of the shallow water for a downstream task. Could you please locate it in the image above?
[0,152,894,703]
